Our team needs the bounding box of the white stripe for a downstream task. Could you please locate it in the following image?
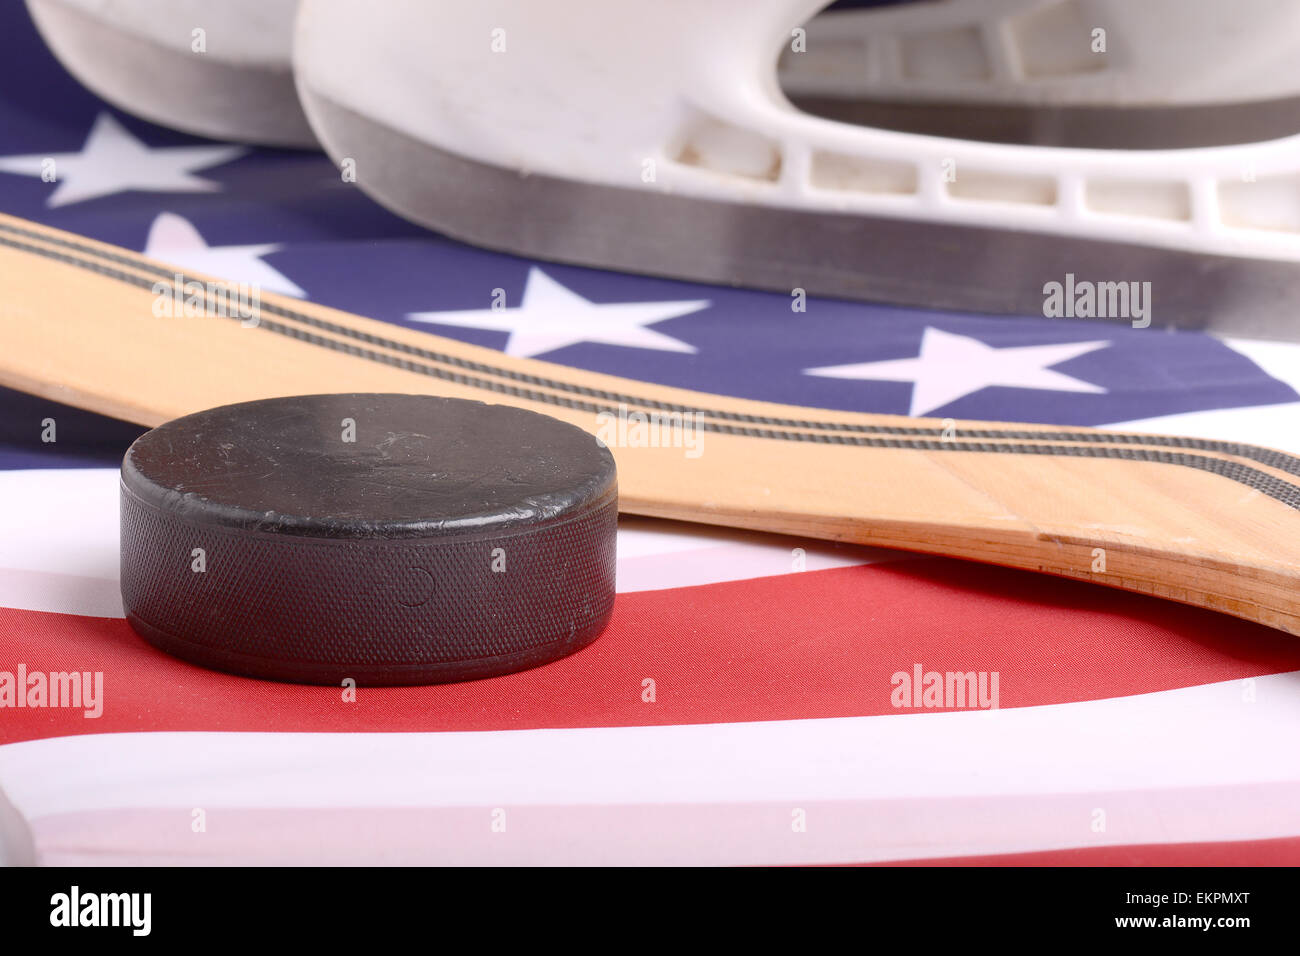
[0,469,121,616]
[0,470,895,617]
[614,515,907,592]
[1112,401,1300,451]
[3,671,1296,817]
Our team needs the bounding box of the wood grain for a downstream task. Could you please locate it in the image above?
[3,212,1299,633]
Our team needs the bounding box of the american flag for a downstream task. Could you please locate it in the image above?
[1,1,1299,865]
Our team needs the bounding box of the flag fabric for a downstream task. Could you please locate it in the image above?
[2,3,1299,865]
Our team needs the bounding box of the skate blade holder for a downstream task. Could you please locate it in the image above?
[780,0,1300,148]
[294,0,1300,333]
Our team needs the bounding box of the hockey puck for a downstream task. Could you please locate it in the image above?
[119,393,617,685]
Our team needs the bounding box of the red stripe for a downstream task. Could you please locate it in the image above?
[866,835,1300,866]
[2,557,1299,743]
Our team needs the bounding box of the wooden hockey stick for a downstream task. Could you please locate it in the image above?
[2,212,1299,633]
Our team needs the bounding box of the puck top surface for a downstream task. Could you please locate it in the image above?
[122,393,615,538]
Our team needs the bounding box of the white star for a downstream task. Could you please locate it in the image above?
[0,112,246,207]
[408,266,709,357]
[142,212,305,298]
[805,327,1109,416]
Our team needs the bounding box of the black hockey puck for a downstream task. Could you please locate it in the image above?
[119,394,617,684]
